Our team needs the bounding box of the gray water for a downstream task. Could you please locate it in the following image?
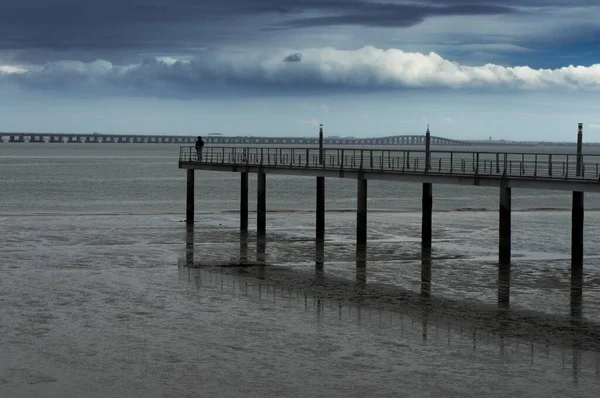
[1,143,600,397]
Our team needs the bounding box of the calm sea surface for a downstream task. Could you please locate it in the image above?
[1,143,600,397]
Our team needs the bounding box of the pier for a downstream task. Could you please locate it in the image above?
[180,126,596,311]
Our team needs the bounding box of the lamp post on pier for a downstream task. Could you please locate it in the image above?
[316,123,325,242]
[318,123,324,165]
[576,123,583,176]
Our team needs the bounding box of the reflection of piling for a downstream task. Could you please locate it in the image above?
[356,244,367,286]
[571,262,583,319]
[498,263,511,309]
[240,231,248,263]
[315,241,324,270]
[421,257,432,298]
[185,224,194,267]
[181,266,600,379]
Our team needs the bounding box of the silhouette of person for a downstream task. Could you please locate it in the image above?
[195,136,204,162]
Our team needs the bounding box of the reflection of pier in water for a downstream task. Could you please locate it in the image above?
[183,229,599,383]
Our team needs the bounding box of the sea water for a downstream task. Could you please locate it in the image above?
[1,143,599,397]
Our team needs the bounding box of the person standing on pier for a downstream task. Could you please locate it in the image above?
[195,136,204,162]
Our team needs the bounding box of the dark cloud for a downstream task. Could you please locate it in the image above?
[283,53,303,62]
[283,3,515,29]
[0,0,598,70]
[0,1,582,54]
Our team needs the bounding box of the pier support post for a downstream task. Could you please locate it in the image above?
[357,178,367,246]
[571,190,584,316]
[240,172,248,232]
[499,186,511,265]
[422,183,432,256]
[257,172,267,262]
[186,169,194,225]
[257,171,266,240]
[316,177,325,242]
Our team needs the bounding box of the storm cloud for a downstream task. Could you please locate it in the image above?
[1,1,600,96]
[0,1,596,55]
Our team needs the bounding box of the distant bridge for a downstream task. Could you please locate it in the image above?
[0,132,469,146]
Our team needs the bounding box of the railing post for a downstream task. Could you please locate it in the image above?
[450,152,453,175]
[475,153,480,176]
[534,154,538,178]
[496,153,500,174]
[360,150,364,169]
[222,147,225,164]
[306,148,309,168]
[548,154,552,177]
[521,153,525,176]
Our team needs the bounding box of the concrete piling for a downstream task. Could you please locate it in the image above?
[186,169,194,225]
[499,186,511,265]
[316,177,325,242]
[257,171,266,240]
[240,172,248,231]
[571,191,584,293]
[357,178,367,246]
[422,183,432,256]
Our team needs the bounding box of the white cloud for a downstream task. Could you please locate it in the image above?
[0,65,27,74]
[3,46,600,95]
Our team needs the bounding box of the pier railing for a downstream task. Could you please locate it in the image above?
[179,146,600,180]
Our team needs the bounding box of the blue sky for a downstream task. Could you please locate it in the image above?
[1,0,600,141]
